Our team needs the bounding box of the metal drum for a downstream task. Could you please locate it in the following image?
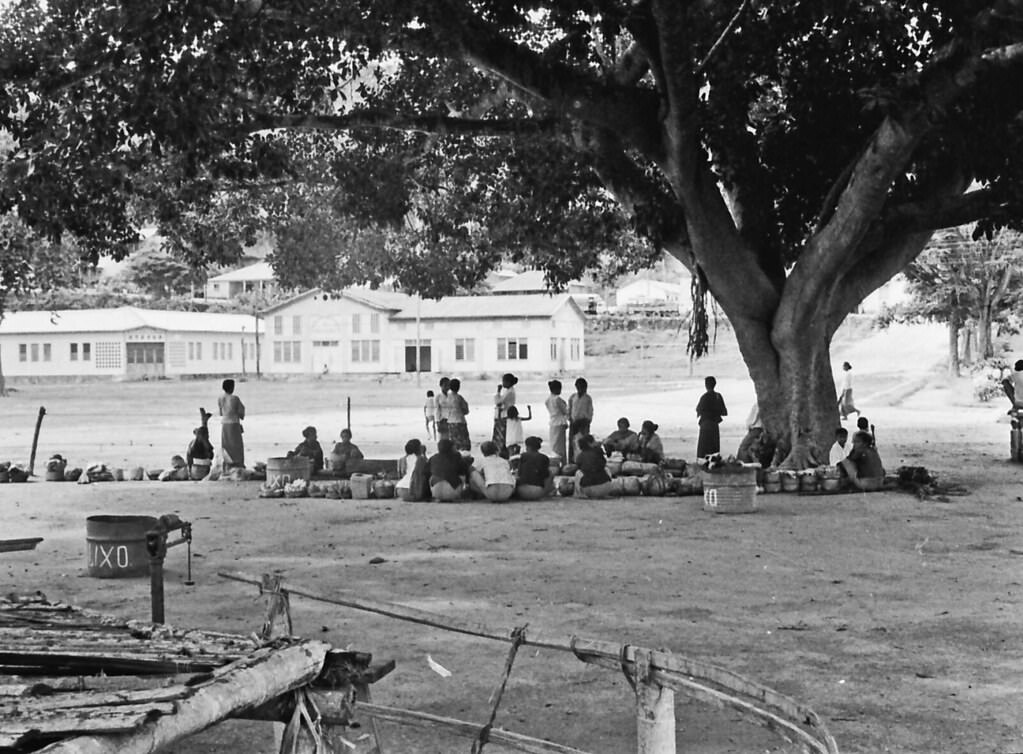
[86,515,158,578]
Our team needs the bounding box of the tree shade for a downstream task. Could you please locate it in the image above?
[2,1,1023,461]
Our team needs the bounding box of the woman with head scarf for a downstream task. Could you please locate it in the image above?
[635,420,664,464]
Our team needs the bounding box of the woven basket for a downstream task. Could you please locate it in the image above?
[701,468,758,514]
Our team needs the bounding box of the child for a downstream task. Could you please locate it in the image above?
[829,427,849,466]
[696,376,728,458]
[504,404,532,456]
[545,379,569,461]
[856,416,876,447]
[290,425,325,472]
[424,390,438,440]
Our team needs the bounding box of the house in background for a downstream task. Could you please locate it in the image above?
[204,261,278,301]
[261,289,586,376]
[614,278,687,313]
[489,269,600,311]
[0,308,263,381]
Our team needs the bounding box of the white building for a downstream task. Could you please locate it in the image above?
[614,279,687,313]
[205,261,277,300]
[0,307,263,381]
[261,289,586,375]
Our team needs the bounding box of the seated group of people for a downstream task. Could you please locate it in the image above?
[288,426,364,475]
[830,417,885,490]
[397,436,556,503]
[598,417,664,463]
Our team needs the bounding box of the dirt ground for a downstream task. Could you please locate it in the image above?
[2,320,1022,753]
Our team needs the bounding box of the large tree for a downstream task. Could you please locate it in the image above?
[3,2,1023,463]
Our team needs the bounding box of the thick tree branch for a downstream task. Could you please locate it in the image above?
[883,187,1011,234]
[792,39,1023,322]
[246,111,558,137]
[430,0,663,156]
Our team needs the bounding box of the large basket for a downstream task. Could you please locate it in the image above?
[701,468,758,514]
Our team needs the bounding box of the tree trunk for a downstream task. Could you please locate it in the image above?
[961,323,973,364]
[0,342,6,398]
[729,313,838,468]
[977,305,994,359]
[947,318,960,377]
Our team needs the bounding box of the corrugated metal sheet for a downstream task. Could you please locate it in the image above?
[205,261,275,283]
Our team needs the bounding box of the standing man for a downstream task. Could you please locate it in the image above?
[696,376,727,459]
[567,377,593,463]
[218,378,246,471]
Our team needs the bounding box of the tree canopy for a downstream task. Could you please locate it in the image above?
[3,0,1023,458]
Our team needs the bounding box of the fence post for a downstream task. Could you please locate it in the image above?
[635,648,676,754]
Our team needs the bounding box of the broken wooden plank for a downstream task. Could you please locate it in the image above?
[0,703,177,749]
[0,538,44,553]
[35,641,330,754]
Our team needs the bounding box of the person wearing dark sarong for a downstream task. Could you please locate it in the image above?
[492,373,518,451]
[696,376,727,459]
[447,378,472,451]
[218,378,246,471]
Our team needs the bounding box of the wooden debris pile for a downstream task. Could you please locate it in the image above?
[0,597,387,753]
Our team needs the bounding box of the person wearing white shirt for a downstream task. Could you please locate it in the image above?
[829,427,849,466]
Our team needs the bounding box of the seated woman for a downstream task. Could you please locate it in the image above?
[633,420,664,463]
[602,417,638,456]
[515,436,554,500]
[186,425,215,480]
[329,428,364,475]
[428,438,468,501]
[839,431,885,491]
[396,439,430,502]
[470,441,516,502]
[574,434,613,498]
[289,425,325,473]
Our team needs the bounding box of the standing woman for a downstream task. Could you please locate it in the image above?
[837,361,860,421]
[447,378,471,452]
[218,378,246,471]
[567,377,593,463]
[492,372,518,452]
[545,380,569,462]
[695,376,727,458]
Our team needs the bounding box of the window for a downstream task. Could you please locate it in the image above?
[313,340,340,347]
[351,340,380,362]
[82,343,91,361]
[212,342,219,360]
[195,342,202,360]
[43,343,51,361]
[70,343,79,361]
[226,342,233,360]
[570,338,581,361]
[550,338,558,360]
[273,341,302,363]
[370,314,380,334]
[188,342,195,360]
[273,316,283,335]
[497,338,528,361]
[454,338,475,362]
[352,313,361,334]
[30,344,39,362]
[18,344,26,362]
[292,316,301,335]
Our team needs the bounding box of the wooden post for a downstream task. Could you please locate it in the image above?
[346,397,351,432]
[28,406,46,476]
[634,648,676,754]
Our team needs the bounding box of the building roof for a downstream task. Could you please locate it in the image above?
[0,307,263,335]
[490,270,591,294]
[390,293,582,321]
[262,288,584,321]
[207,261,276,283]
[617,279,685,295]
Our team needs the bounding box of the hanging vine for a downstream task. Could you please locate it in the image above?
[687,265,710,359]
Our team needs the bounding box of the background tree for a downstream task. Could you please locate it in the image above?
[900,226,1023,375]
[3,1,1023,462]
[0,214,38,396]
